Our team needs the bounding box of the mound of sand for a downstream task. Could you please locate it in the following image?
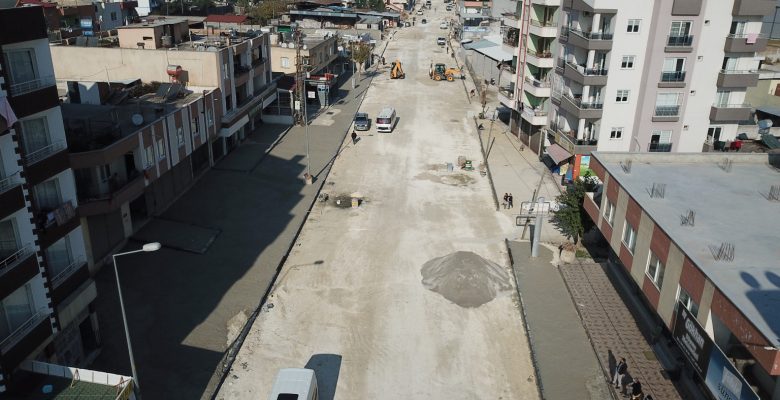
[421,251,512,308]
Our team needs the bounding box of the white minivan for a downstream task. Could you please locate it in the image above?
[376,107,397,133]
[269,368,318,400]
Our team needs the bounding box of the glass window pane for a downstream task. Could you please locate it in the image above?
[0,219,20,258]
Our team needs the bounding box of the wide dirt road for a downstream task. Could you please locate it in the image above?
[216,11,539,400]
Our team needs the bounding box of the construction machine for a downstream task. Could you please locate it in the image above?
[429,63,462,82]
[390,60,405,79]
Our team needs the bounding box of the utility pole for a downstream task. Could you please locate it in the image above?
[294,27,312,184]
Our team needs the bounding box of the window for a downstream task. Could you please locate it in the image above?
[707,126,722,144]
[110,11,117,21]
[0,219,20,259]
[729,21,746,35]
[615,90,630,103]
[5,49,38,85]
[144,146,154,167]
[655,93,681,116]
[677,285,699,317]
[621,56,635,69]
[223,63,229,80]
[670,21,692,37]
[177,127,184,147]
[627,19,640,33]
[610,127,623,139]
[0,283,35,341]
[715,91,731,107]
[156,138,166,160]
[191,117,199,138]
[622,222,637,253]
[281,57,290,68]
[142,36,153,41]
[34,178,61,210]
[207,109,214,127]
[646,251,665,288]
[604,201,615,225]
[99,164,111,182]
[20,117,50,155]
[661,58,686,82]
[46,236,72,278]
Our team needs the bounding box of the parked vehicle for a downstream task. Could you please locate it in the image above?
[268,369,318,400]
[440,21,448,29]
[376,107,397,133]
[421,18,427,24]
[417,9,423,14]
[437,37,446,46]
[354,112,371,131]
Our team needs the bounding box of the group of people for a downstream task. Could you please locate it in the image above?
[502,193,514,209]
[613,357,653,400]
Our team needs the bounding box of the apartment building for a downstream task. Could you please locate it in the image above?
[502,0,771,176]
[0,6,98,392]
[18,0,137,40]
[583,152,780,399]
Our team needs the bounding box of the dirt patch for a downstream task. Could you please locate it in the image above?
[414,172,476,186]
[331,194,363,208]
[421,251,512,308]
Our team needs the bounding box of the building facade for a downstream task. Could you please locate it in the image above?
[0,6,98,392]
[502,0,772,171]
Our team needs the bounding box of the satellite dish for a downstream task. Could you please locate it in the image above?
[758,119,773,129]
[131,114,144,126]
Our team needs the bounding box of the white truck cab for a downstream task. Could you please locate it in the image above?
[269,368,318,400]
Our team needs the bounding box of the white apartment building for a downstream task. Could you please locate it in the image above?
[501,0,772,172]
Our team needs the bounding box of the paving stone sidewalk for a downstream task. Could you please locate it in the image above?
[559,262,685,400]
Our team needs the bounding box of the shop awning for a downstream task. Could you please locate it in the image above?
[546,144,572,164]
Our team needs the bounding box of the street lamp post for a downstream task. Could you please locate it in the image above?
[112,242,161,398]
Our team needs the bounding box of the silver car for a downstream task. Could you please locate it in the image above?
[354,112,371,131]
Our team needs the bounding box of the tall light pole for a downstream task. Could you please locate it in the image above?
[351,41,356,89]
[112,242,161,398]
[295,26,312,184]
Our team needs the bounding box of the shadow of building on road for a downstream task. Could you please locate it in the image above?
[305,354,342,400]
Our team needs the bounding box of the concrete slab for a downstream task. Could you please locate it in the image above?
[508,241,610,400]
[131,218,219,254]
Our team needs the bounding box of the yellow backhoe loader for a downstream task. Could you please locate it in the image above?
[429,63,462,81]
[390,60,405,79]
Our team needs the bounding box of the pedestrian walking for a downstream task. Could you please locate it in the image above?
[508,193,514,209]
[503,193,509,209]
[470,89,476,97]
[629,379,643,400]
[351,131,358,144]
[613,357,627,393]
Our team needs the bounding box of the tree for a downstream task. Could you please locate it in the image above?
[246,0,290,24]
[367,0,385,11]
[351,42,372,72]
[551,177,597,244]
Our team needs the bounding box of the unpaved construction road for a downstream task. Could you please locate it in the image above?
[216,9,539,400]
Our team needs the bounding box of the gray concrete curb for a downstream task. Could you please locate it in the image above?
[474,116,500,211]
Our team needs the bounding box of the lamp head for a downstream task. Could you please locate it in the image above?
[142,242,162,252]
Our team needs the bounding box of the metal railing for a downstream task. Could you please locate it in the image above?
[529,19,557,28]
[523,107,548,117]
[0,307,50,354]
[0,243,34,276]
[558,129,598,146]
[0,172,21,194]
[654,105,681,116]
[727,33,766,39]
[22,140,66,166]
[660,71,686,82]
[568,27,613,40]
[525,76,550,88]
[9,75,56,97]
[648,143,673,152]
[666,35,693,47]
[498,86,515,99]
[719,69,757,75]
[713,102,751,108]
[563,93,604,109]
[528,49,553,58]
[51,255,87,288]
[566,61,608,76]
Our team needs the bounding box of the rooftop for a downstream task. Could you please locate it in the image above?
[8,361,132,400]
[592,152,780,346]
[119,15,204,29]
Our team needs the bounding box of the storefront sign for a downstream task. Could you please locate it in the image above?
[673,303,759,400]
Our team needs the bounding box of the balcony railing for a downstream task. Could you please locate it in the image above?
[528,49,553,58]
[523,107,548,117]
[78,170,141,202]
[654,105,681,116]
[0,172,21,194]
[563,93,604,109]
[529,19,557,28]
[648,143,673,152]
[566,61,608,76]
[22,140,66,166]
[498,86,515,99]
[9,75,56,97]
[525,76,550,88]
[661,71,686,82]
[568,27,613,40]
[0,243,34,276]
[720,69,757,75]
[727,33,766,39]
[667,35,693,47]
[713,102,751,108]
[558,129,598,146]
[0,307,50,354]
[51,255,87,288]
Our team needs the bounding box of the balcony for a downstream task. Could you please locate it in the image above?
[659,71,686,88]
[524,76,551,97]
[732,0,775,16]
[529,19,558,37]
[554,129,598,155]
[498,86,516,108]
[23,144,70,186]
[50,256,89,305]
[531,0,560,5]
[665,35,694,52]
[717,69,759,88]
[0,307,53,372]
[652,105,681,122]
[563,62,608,86]
[563,27,614,51]
[648,143,673,152]
[502,13,521,29]
[724,33,768,53]
[526,49,554,68]
[8,75,56,97]
[22,140,67,166]
[521,106,548,125]
[710,103,752,122]
[36,200,79,249]
[0,173,25,221]
[560,93,604,119]
[0,244,38,299]
[78,172,145,217]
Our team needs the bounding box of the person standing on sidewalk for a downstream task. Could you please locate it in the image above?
[503,193,509,209]
[351,131,358,144]
[629,379,643,399]
[613,358,627,393]
[508,193,514,209]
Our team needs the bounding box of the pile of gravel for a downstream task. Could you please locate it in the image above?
[421,251,512,308]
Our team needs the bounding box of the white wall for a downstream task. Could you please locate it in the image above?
[2,38,55,83]
[3,208,36,250]
[0,135,21,178]
[18,106,69,150]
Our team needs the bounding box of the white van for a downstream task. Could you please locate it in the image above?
[269,368,318,400]
[376,107,396,133]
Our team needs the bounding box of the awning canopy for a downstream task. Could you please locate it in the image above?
[546,143,572,164]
